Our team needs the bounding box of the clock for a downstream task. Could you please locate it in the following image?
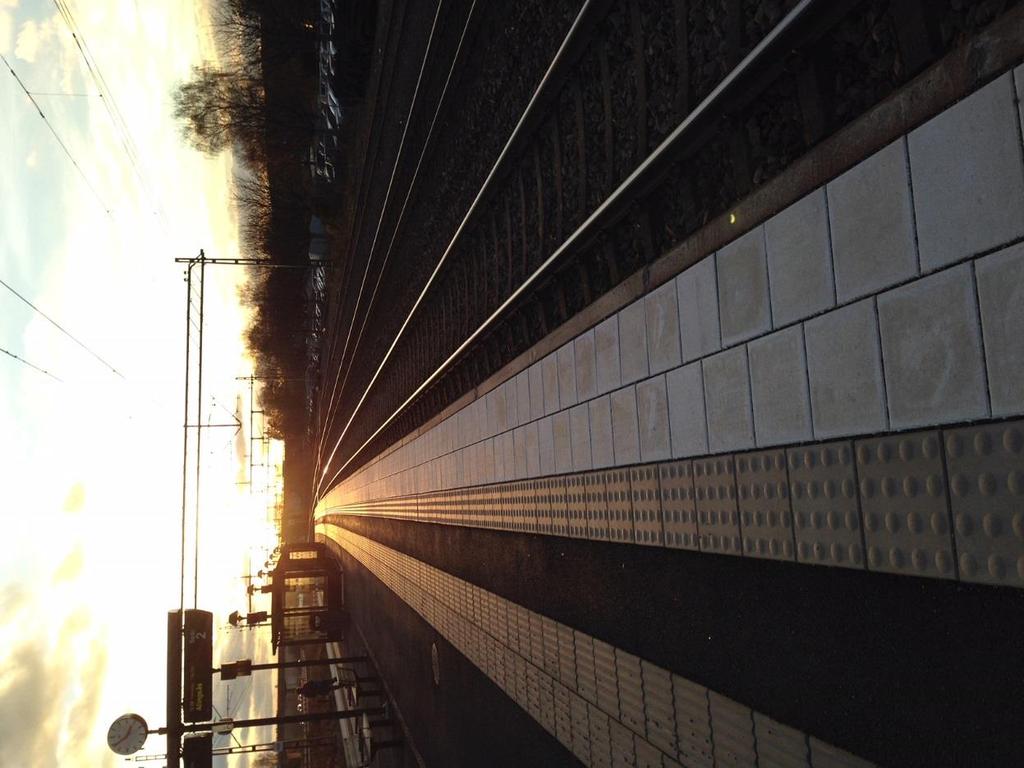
[107,713,149,755]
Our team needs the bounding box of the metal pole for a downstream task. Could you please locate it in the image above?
[166,611,182,768]
[179,263,192,612]
[167,706,386,734]
[213,655,370,674]
[193,255,205,609]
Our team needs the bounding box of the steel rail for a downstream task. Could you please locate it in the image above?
[316,0,479,481]
[317,0,827,497]
[316,0,603,497]
[315,0,447,474]
[317,0,827,498]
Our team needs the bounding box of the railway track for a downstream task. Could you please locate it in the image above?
[316,0,1022,500]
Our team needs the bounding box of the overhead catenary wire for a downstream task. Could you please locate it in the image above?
[0,345,63,382]
[0,52,112,216]
[0,276,125,379]
[52,0,171,230]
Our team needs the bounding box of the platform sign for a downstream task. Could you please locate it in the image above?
[183,609,213,722]
[182,733,212,768]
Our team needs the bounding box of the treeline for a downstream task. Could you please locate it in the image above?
[174,0,321,440]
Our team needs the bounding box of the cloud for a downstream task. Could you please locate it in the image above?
[0,610,110,768]
[14,19,40,62]
[0,0,19,8]
[62,483,86,513]
[52,547,84,583]
[25,149,38,168]
[0,10,12,56]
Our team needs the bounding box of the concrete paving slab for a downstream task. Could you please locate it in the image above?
[975,242,1024,416]
[666,362,708,458]
[553,410,573,474]
[748,325,812,447]
[677,255,722,362]
[909,72,1024,271]
[620,299,651,385]
[611,385,641,465]
[702,346,755,453]
[717,225,773,346]
[827,139,918,302]
[538,415,555,475]
[877,263,988,429]
[570,403,593,472]
[804,298,888,439]
[596,315,622,395]
[590,394,615,468]
[637,374,671,462]
[576,329,598,401]
[645,280,682,375]
[557,341,578,409]
[765,187,836,326]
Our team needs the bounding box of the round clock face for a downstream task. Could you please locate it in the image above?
[107,713,148,756]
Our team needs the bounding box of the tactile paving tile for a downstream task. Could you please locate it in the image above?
[566,475,589,538]
[535,478,554,534]
[693,456,742,556]
[538,673,557,736]
[856,430,956,579]
[616,649,646,738]
[787,441,865,569]
[554,680,574,750]
[631,465,665,546]
[542,616,560,678]
[672,675,714,768]
[641,660,677,756]
[571,691,592,763]
[588,703,614,768]
[593,638,621,720]
[605,469,636,543]
[737,449,796,561]
[808,737,878,768]
[549,477,570,536]
[635,738,663,768]
[585,471,610,541]
[753,712,810,767]
[610,718,639,767]
[557,622,577,690]
[528,610,546,670]
[526,661,541,721]
[945,420,1024,586]
[707,691,757,767]
[514,652,529,708]
[659,460,700,550]
[575,631,599,705]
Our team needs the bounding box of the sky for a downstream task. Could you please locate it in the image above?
[0,1,283,765]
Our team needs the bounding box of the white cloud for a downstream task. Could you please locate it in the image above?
[0,0,19,9]
[0,10,13,55]
[24,148,37,167]
[14,19,41,63]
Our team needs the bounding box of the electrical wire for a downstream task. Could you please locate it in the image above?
[0,276,125,378]
[0,52,112,216]
[0,345,63,382]
[52,0,172,230]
